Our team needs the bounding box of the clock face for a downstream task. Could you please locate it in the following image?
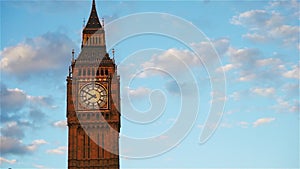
[79,83,107,109]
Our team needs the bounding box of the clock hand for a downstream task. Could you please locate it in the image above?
[82,90,94,97]
[87,94,97,100]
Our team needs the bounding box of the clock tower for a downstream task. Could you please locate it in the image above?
[66,0,120,168]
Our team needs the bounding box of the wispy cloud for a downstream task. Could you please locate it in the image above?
[282,65,299,79]
[216,63,239,73]
[251,87,275,97]
[253,117,275,127]
[127,87,151,99]
[273,98,299,113]
[255,58,282,66]
[26,139,48,151]
[231,2,299,49]
[46,146,67,155]
[0,157,17,165]
[136,38,230,79]
[52,120,67,129]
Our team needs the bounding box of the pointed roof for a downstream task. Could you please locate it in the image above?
[85,0,102,29]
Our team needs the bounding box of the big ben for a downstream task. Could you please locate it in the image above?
[66,0,120,168]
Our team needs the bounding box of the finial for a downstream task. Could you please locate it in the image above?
[72,49,75,62]
[112,48,115,59]
[69,66,72,77]
[83,18,86,28]
[102,17,105,27]
[92,0,96,6]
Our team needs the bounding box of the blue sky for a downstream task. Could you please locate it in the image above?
[0,0,299,168]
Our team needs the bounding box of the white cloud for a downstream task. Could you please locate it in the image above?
[210,38,230,56]
[127,87,151,98]
[231,6,299,48]
[238,73,256,82]
[274,98,299,113]
[265,11,285,27]
[227,48,290,83]
[242,33,268,42]
[53,120,67,128]
[46,146,67,155]
[255,58,282,66]
[253,117,275,127]
[282,65,299,79]
[230,10,282,28]
[138,38,230,78]
[141,48,199,78]
[231,9,284,28]
[269,0,300,10]
[269,25,299,46]
[227,47,259,64]
[0,32,75,78]
[27,95,55,108]
[251,87,275,96]
[191,38,230,61]
[221,47,260,82]
[27,139,47,151]
[202,118,275,129]
[0,157,17,164]
[216,63,239,72]
[269,25,299,38]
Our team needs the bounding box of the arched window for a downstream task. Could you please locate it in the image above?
[87,136,91,158]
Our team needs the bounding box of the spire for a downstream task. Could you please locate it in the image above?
[84,0,102,29]
[81,0,106,49]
